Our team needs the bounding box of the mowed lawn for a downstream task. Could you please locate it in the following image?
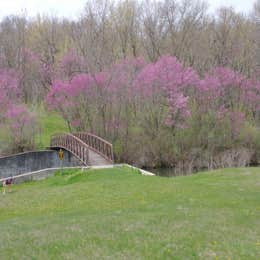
[0,167,259,259]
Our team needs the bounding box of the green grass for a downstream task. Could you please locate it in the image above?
[36,110,69,149]
[0,166,259,259]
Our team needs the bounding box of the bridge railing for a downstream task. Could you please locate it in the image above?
[73,132,114,163]
[50,133,89,165]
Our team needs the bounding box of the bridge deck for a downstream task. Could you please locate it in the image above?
[88,150,112,166]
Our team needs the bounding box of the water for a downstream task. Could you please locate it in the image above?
[147,167,186,177]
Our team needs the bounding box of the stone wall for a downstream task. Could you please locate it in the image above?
[0,150,82,179]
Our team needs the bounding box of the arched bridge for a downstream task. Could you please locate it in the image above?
[50,132,114,166]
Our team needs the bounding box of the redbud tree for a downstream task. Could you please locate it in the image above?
[46,53,260,167]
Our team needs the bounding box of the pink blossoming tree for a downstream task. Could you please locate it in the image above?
[46,53,260,168]
[5,104,37,152]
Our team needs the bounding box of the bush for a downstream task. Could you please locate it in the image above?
[4,105,39,153]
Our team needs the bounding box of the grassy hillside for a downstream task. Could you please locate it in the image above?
[0,167,259,259]
[36,110,69,149]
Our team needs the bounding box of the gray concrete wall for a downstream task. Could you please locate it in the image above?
[0,150,82,179]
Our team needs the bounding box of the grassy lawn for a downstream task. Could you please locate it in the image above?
[0,166,259,259]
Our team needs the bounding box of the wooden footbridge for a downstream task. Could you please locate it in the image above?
[50,132,114,166]
[0,133,156,185]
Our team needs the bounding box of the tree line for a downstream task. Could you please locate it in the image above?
[0,0,259,173]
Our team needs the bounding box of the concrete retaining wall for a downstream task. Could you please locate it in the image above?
[0,150,82,179]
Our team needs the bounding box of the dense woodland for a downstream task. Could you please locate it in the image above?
[0,0,259,173]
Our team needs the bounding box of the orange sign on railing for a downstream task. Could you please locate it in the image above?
[58,149,64,160]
